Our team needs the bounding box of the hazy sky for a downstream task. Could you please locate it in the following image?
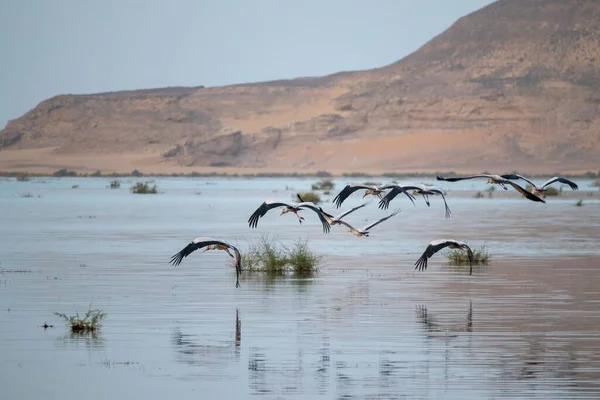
[0,0,495,128]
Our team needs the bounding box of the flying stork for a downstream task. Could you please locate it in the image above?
[332,183,415,208]
[436,174,510,190]
[334,209,401,237]
[248,200,331,233]
[379,184,452,218]
[414,239,474,275]
[500,174,578,198]
[170,237,242,288]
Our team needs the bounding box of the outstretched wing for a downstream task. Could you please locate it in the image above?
[362,209,401,232]
[248,200,294,228]
[169,237,221,266]
[169,237,242,288]
[436,174,494,182]
[332,184,375,208]
[334,201,370,221]
[379,184,416,205]
[541,176,578,191]
[500,173,537,188]
[414,239,458,272]
[225,243,242,288]
[334,218,360,234]
[297,202,332,233]
[378,186,420,210]
[428,188,452,219]
[505,181,546,203]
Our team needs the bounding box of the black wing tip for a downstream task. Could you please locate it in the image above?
[414,257,427,272]
[169,252,183,267]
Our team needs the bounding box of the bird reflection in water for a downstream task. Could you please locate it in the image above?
[171,308,242,366]
[416,301,473,338]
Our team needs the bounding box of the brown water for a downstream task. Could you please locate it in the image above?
[1,177,600,399]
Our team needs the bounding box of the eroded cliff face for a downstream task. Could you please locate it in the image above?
[2,0,599,173]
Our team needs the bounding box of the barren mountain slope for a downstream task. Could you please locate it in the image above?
[1,0,599,174]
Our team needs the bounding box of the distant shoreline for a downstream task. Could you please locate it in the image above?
[2,168,599,180]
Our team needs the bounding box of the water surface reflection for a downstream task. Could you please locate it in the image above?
[2,178,600,399]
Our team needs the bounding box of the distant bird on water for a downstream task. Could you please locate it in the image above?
[170,237,242,288]
[414,239,474,275]
[248,200,331,233]
[500,174,578,198]
[332,183,415,208]
[335,209,401,237]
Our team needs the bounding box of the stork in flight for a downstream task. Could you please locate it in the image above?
[332,183,415,208]
[296,193,370,227]
[436,174,510,190]
[379,184,452,218]
[437,174,545,203]
[500,174,578,198]
[335,209,401,237]
[248,200,331,233]
[504,180,546,203]
[170,237,242,288]
[414,239,474,275]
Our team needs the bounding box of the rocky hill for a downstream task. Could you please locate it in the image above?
[1,0,599,174]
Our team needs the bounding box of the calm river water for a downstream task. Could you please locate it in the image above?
[1,176,600,399]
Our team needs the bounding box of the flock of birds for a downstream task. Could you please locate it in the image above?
[170,173,579,287]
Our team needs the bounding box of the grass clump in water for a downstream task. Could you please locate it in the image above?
[576,198,584,207]
[241,235,322,275]
[131,181,157,194]
[297,191,321,204]
[311,179,335,191]
[285,239,323,276]
[55,306,107,333]
[446,245,490,266]
[110,180,121,189]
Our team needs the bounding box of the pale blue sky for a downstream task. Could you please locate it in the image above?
[0,0,495,128]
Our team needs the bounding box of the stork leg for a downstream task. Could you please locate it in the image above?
[291,210,305,224]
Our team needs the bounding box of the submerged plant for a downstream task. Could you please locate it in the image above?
[131,181,157,194]
[311,179,335,191]
[297,191,321,204]
[446,245,490,266]
[241,235,321,275]
[55,306,107,333]
[284,239,323,276]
